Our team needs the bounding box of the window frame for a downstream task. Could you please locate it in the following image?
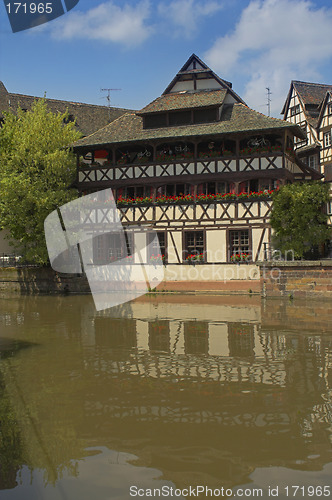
[148,231,167,264]
[183,230,205,262]
[324,130,332,148]
[227,229,251,262]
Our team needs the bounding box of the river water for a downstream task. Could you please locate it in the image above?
[0,294,331,499]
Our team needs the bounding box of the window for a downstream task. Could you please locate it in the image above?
[148,231,166,263]
[290,104,300,116]
[144,113,167,129]
[324,131,332,148]
[328,103,332,115]
[238,179,259,194]
[308,155,319,170]
[193,108,217,124]
[117,185,151,200]
[184,231,204,261]
[216,182,229,194]
[169,110,191,126]
[229,230,250,260]
[93,232,133,264]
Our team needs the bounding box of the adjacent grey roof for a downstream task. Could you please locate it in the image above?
[73,103,305,150]
[0,82,133,136]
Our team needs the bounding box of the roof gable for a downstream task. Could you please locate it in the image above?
[317,90,332,128]
[162,54,245,104]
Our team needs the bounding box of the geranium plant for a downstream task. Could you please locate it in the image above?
[230,253,251,262]
[185,253,204,263]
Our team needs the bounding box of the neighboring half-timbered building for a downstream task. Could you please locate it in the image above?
[317,91,332,181]
[282,81,332,176]
[73,55,320,267]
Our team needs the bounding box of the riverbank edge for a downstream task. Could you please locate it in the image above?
[1,261,332,298]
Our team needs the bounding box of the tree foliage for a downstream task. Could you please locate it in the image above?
[0,100,81,264]
[270,181,331,259]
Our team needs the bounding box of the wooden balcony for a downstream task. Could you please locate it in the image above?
[77,152,299,188]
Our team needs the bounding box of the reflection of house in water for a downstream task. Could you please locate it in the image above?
[184,322,209,355]
[94,318,137,349]
[149,321,170,352]
[2,296,332,490]
[228,323,255,358]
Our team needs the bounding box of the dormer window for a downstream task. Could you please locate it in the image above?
[143,107,219,129]
[169,110,191,126]
[144,113,167,129]
[194,108,218,123]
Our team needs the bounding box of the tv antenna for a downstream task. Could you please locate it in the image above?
[266,87,272,116]
[101,88,121,122]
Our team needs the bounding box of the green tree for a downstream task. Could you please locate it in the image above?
[270,181,331,259]
[0,100,81,264]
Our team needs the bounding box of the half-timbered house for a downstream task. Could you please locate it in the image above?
[73,55,320,276]
[282,81,332,176]
[317,90,332,181]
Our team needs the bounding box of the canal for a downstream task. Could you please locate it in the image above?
[0,294,331,499]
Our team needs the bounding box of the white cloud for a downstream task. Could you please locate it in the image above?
[204,0,332,116]
[158,0,224,38]
[50,1,153,47]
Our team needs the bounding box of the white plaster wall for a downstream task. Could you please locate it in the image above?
[170,81,194,92]
[196,79,222,90]
[167,231,182,263]
[251,227,268,261]
[206,229,226,262]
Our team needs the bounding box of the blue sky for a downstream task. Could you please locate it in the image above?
[1,0,332,117]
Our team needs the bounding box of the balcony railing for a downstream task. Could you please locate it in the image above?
[79,146,287,170]
[78,151,295,186]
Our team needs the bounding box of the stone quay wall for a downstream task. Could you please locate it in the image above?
[259,260,332,299]
[1,261,332,298]
[0,267,90,295]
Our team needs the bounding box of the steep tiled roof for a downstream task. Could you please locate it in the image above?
[282,81,332,129]
[138,90,227,114]
[73,103,304,150]
[0,82,132,136]
[293,81,332,106]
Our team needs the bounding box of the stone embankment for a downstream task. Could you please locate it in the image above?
[1,261,332,298]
